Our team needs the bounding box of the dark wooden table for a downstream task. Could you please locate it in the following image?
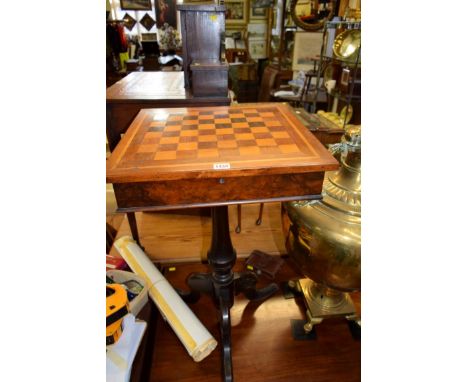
[293,107,344,145]
[107,103,339,381]
[106,71,231,152]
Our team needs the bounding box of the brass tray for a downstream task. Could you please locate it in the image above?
[333,29,361,61]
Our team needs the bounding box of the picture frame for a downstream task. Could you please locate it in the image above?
[122,13,137,31]
[251,0,274,8]
[156,0,177,28]
[292,31,322,71]
[120,0,152,11]
[249,7,268,21]
[140,13,156,31]
[248,38,267,59]
[225,29,246,49]
[225,29,244,39]
[141,33,158,41]
[225,0,248,25]
[247,23,267,39]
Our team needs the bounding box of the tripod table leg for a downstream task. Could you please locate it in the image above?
[127,212,142,247]
[209,206,236,381]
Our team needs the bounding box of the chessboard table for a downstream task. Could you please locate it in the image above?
[106,103,339,382]
[106,71,231,152]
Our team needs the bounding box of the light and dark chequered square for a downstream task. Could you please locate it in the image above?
[127,108,302,165]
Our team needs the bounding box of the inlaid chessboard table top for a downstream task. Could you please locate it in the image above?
[106,103,338,184]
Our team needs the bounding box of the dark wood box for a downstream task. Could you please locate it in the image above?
[125,59,140,72]
[142,57,160,71]
[177,3,226,88]
[190,60,228,97]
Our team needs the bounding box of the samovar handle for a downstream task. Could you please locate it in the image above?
[328,142,346,161]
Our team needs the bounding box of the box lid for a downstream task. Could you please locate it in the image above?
[190,59,228,71]
[177,3,225,12]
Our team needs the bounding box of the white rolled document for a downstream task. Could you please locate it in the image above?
[113,236,217,362]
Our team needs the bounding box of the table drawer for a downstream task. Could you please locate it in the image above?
[113,172,325,211]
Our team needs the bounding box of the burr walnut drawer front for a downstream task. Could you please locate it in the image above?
[112,172,325,210]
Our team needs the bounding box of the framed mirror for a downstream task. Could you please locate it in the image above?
[290,0,335,31]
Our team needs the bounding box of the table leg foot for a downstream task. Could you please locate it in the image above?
[346,314,361,340]
[234,271,279,302]
[175,288,201,304]
[176,272,213,303]
[219,290,233,382]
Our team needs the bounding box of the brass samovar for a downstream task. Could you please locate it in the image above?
[282,125,361,332]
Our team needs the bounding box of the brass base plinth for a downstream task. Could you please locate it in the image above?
[289,278,360,333]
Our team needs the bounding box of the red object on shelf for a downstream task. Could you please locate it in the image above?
[106,255,127,271]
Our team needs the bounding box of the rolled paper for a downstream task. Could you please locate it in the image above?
[113,236,217,362]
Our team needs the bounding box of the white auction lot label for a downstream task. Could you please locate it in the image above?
[213,163,231,170]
